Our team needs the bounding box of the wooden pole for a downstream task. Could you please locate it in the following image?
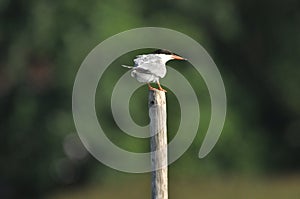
[148,90,168,199]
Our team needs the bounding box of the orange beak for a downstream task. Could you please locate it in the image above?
[172,55,187,60]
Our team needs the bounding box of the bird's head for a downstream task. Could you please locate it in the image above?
[152,49,187,63]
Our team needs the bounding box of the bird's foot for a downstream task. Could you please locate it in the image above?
[149,86,157,91]
[158,87,167,92]
[148,83,167,92]
[148,83,157,91]
[157,82,167,92]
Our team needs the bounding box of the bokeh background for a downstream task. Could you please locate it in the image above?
[1,0,300,198]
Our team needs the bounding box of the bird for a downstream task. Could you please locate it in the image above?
[122,49,186,92]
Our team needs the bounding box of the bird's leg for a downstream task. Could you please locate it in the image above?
[148,83,156,91]
[157,81,167,92]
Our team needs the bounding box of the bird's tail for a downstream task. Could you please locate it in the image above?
[122,65,133,69]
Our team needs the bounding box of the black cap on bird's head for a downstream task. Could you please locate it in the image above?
[153,49,174,55]
[152,49,186,60]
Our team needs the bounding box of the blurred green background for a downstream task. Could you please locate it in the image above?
[1,0,300,198]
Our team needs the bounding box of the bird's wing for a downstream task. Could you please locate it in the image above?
[136,67,153,74]
[133,54,162,66]
[133,55,167,78]
[122,64,152,74]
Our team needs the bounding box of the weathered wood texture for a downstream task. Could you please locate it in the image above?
[149,90,168,199]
